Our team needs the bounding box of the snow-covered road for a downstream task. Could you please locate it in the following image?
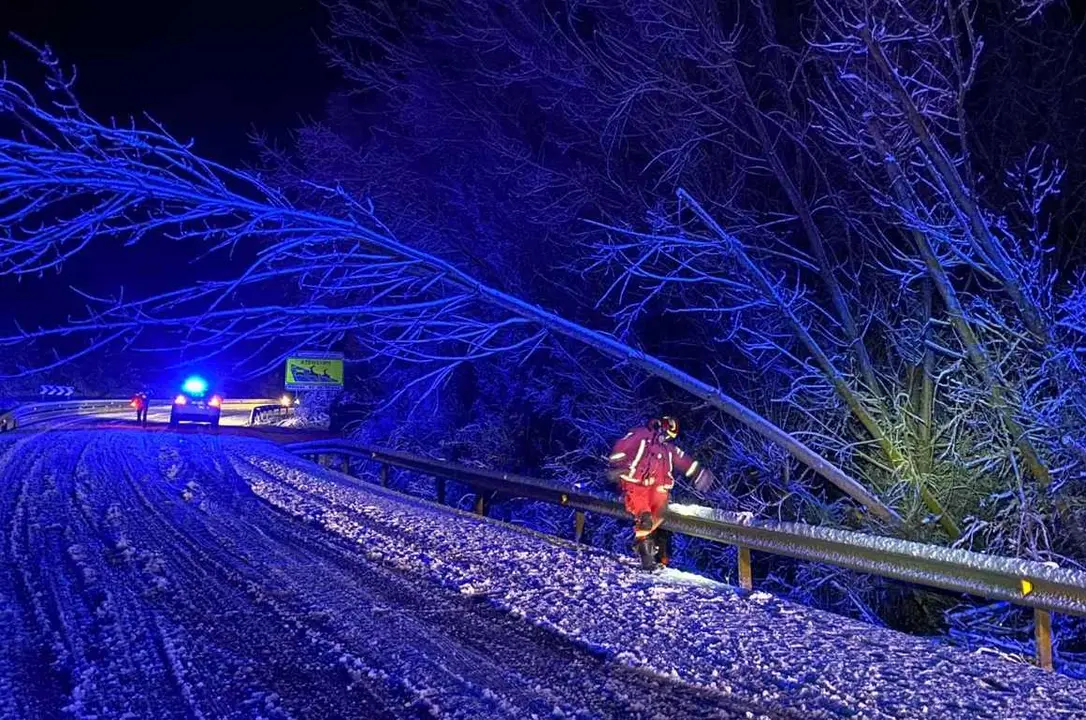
[1,431,1083,719]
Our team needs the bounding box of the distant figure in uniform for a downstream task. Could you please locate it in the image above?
[608,416,715,570]
[134,391,150,428]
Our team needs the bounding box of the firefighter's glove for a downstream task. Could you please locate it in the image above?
[694,467,716,493]
[605,467,623,486]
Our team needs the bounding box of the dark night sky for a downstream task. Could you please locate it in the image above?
[1,0,337,326]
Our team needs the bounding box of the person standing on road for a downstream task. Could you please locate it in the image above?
[607,416,715,570]
[134,390,150,428]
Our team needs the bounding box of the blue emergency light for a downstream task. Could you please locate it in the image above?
[182,375,209,395]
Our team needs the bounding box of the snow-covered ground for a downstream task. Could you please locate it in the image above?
[1,431,1083,719]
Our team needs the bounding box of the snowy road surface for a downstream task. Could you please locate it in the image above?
[1,431,1083,719]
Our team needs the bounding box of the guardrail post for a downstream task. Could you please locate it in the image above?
[738,546,753,591]
[340,456,351,475]
[474,494,487,517]
[436,477,446,505]
[380,464,389,488]
[1035,608,1054,671]
[574,510,586,543]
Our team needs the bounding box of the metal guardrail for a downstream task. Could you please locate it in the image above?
[9,398,133,428]
[249,404,294,426]
[284,438,1086,671]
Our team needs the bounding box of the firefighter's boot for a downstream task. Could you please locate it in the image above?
[633,512,659,570]
[635,537,658,571]
[656,529,671,567]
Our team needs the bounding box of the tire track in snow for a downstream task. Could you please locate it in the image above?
[100,431,396,719]
[3,432,190,717]
[0,437,57,718]
[69,433,220,718]
[0,436,80,716]
[2,430,765,719]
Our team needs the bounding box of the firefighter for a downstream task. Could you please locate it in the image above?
[133,391,150,428]
[607,416,715,570]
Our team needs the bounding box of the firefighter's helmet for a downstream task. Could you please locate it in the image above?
[659,415,679,440]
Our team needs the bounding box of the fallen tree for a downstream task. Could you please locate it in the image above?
[0,39,900,524]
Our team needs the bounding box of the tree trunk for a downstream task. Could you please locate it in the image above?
[725,61,882,399]
[918,280,935,476]
[679,189,940,533]
[862,27,1050,345]
[870,121,1052,491]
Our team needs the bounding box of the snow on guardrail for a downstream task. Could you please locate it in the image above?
[285,439,1086,624]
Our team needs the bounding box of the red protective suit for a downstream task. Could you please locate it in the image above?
[608,425,703,540]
